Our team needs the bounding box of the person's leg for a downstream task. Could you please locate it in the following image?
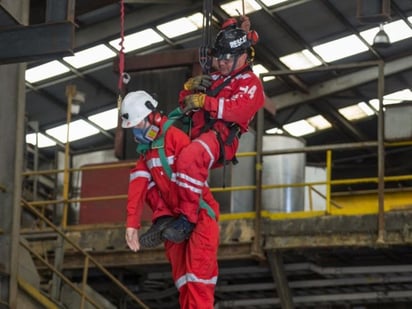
[165,240,188,307]
[183,209,219,308]
[139,191,174,248]
[139,215,174,248]
[173,131,220,223]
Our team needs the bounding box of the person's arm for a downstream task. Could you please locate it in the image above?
[240,15,250,32]
[145,181,171,220]
[178,75,213,110]
[203,72,265,126]
[125,158,151,252]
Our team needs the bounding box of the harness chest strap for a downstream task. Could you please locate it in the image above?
[203,65,253,166]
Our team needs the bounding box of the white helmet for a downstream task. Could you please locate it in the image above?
[120,91,158,128]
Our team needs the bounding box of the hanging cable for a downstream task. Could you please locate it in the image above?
[199,0,213,74]
[116,0,130,110]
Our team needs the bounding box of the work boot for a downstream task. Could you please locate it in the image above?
[161,215,195,243]
[139,216,174,248]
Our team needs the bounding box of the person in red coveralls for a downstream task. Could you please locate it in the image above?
[161,16,265,244]
[121,90,220,308]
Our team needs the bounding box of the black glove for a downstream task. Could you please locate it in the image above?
[183,75,212,92]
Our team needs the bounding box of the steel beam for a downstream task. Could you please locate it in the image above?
[0,4,20,26]
[266,55,412,111]
[122,48,202,74]
[32,242,254,270]
[216,290,412,307]
[267,251,295,309]
[0,22,74,64]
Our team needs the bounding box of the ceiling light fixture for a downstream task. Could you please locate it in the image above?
[71,90,86,115]
[373,23,391,48]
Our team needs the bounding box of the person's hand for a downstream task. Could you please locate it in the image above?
[183,93,206,110]
[183,75,212,92]
[125,227,140,252]
[240,15,250,32]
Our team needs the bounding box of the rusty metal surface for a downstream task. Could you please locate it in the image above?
[26,212,412,270]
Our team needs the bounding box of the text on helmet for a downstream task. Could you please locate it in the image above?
[229,35,247,49]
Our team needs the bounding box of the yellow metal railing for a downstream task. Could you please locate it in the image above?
[20,126,412,307]
[22,144,412,222]
[21,198,149,309]
[18,276,60,309]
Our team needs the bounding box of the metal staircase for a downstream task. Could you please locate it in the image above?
[19,199,149,309]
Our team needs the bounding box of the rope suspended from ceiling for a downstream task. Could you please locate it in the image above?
[117,0,130,110]
[114,0,131,159]
[199,0,213,74]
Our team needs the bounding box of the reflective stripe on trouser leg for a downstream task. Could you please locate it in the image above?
[165,209,219,309]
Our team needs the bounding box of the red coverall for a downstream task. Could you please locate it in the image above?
[126,115,220,308]
[176,63,265,224]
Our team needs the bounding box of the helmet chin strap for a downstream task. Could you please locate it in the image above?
[228,54,239,75]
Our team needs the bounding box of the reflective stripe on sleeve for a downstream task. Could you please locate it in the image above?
[217,97,225,119]
[129,170,151,182]
[146,156,175,169]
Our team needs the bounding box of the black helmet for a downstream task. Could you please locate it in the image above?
[211,28,251,59]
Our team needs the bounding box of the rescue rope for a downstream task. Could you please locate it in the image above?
[199,0,213,74]
[116,0,130,110]
[117,0,125,92]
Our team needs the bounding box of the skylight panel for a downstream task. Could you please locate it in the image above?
[369,99,380,111]
[369,88,412,110]
[283,120,315,137]
[63,44,116,69]
[221,0,262,16]
[383,20,412,43]
[253,64,275,82]
[156,16,199,39]
[46,119,99,143]
[306,115,331,130]
[25,60,70,83]
[279,49,322,70]
[266,127,284,134]
[383,89,412,105]
[261,0,289,6]
[88,108,119,130]
[26,133,56,148]
[187,13,205,28]
[358,102,375,115]
[109,29,164,53]
[360,20,412,45]
[313,34,369,62]
[338,102,374,121]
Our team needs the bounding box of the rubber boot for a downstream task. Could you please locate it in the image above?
[161,215,195,243]
[139,216,174,248]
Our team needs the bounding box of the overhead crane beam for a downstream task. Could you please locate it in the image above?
[0,0,76,64]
